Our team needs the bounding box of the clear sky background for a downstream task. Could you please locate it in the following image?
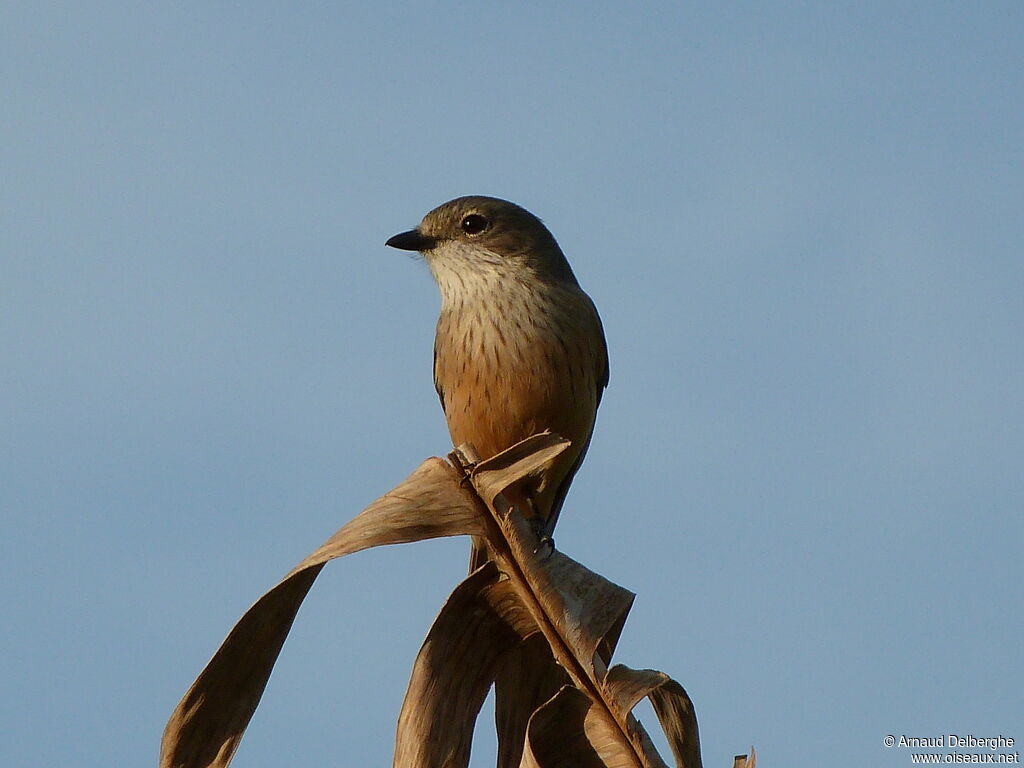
[3,3,1021,767]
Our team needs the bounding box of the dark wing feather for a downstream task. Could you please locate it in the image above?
[433,328,447,412]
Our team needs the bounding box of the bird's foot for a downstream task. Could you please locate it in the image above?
[533,534,555,559]
[528,516,556,559]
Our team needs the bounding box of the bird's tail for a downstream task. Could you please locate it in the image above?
[468,535,491,573]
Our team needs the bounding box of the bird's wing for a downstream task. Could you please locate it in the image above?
[432,311,451,413]
[432,337,446,412]
[545,296,608,533]
[595,297,610,392]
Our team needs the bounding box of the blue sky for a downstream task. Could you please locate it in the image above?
[3,3,1022,767]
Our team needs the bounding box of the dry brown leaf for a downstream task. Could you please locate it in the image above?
[462,432,573,512]
[455,450,676,768]
[464,441,636,683]
[161,457,485,768]
[480,579,542,640]
[488,538,651,766]
[494,634,569,768]
[162,434,737,768]
[582,703,669,768]
[291,457,486,573]
[393,563,523,768]
[518,686,611,768]
[509,537,635,680]
[516,685,667,768]
[455,445,649,767]
[604,665,702,768]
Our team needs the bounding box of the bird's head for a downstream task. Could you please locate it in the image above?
[386,196,577,288]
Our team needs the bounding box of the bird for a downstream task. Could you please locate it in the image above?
[386,196,608,569]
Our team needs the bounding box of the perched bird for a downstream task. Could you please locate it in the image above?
[387,196,608,568]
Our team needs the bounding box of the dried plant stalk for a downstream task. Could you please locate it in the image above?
[161,434,742,768]
[450,440,676,768]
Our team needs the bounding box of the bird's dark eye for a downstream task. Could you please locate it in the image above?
[460,214,489,235]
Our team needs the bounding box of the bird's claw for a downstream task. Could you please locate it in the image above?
[528,516,555,558]
[533,533,556,559]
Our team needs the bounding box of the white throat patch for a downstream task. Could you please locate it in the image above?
[425,240,525,308]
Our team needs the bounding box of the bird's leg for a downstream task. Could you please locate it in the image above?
[502,485,555,558]
[523,490,555,558]
[448,444,480,488]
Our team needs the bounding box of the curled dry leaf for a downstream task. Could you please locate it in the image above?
[510,659,703,768]
[516,680,672,768]
[493,634,569,768]
[451,442,699,768]
[519,686,611,768]
[605,665,701,768]
[393,563,522,768]
[162,433,736,768]
[160,457,485,768]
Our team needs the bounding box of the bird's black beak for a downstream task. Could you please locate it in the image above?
[385,229,436,251]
